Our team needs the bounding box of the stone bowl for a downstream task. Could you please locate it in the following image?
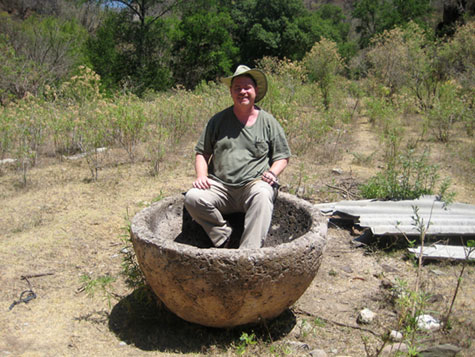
[130,192,328,328]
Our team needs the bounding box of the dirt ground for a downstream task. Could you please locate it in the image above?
[0,117,474,356]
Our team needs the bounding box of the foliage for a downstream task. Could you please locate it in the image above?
[0,12,89,101]
[366,22,438,108]
[294,4,355,61]
[438,21,475,96]
[427,81,467,142]
[352,0,432,48]
[360,148,447,200]
[172,9,238,89]
[86,9,176,95]
[109,95,147,162]
[228,0,307,63]
[235,332,257,355]
[303,38,343,110]
[80,273,117,308]
[120,217,146,290]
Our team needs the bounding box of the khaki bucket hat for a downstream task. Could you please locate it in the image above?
[221,65,268,103]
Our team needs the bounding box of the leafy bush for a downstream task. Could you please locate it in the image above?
[366,22,439,110]
[303,38,343,110]
[360,148,447,200]
[427,81,466,142]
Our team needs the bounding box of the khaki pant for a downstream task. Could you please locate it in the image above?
[184,178,275,248]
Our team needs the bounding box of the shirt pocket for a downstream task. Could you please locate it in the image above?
[251,140,269,158]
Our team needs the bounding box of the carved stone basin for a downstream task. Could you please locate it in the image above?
[130,192,328,328]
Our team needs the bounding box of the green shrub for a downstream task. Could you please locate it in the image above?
[427,81,468,142]
[360,148,446,200]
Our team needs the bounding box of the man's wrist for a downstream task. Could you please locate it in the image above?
[268,170,277,178]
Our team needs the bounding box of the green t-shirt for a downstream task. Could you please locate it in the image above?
[195,106,291,186]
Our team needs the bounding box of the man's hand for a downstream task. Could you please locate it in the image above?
[261,170,278,186]
[193,175,212,189]
[193,154,211,189]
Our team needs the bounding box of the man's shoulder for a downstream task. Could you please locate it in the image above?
[210,106,234,121]
[257,108,281,128]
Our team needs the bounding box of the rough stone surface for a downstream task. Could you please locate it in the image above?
[382,343,409,356]
[419,344,462,356]
[416,314,441,331]
[131,192,328,328]
[309,349,328,357]
[357,308,376,324]
[389,330,403,342]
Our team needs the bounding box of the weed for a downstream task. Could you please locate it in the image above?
[235,332,257,355]
[359,147,450,200]
[119,216,146,290]
[443,240,475,328]
[80,273,116,308]
[313,317,326,328]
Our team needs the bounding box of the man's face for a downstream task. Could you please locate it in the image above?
[230,75,258,107]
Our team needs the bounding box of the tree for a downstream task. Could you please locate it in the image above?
[297,4,355,61]
[352,0,432,48]
[0,12,88,101]
[229,0,309,64]
[303,38,343,110]
[172,10,238,88]
[87,1,183,93]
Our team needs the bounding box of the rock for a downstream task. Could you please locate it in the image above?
[0,158,16,165]
[427,294,445,304]
[416,315,441,331]
[298,320,315,337]
[284,340,309,351]
[381,343,408,356]
[341,265,353,273]
[419,344,462,356]
[357,308,376,324]
[381,263,399,273]
[309,349,327,357]
[332,168,343,175]
[389,330,403,342]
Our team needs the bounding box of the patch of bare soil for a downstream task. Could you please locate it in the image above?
[0,124,474,356]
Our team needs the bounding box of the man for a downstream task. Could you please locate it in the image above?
[184,65,291,249]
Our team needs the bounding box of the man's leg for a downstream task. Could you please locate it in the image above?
[184,180,234,247]
[238,180,275,249]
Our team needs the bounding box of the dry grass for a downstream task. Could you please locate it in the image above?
[0,111,474,356]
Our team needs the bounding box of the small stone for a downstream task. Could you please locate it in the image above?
[309,349,327,357]
[427,294,445,304]
[119,341,127,346]
[416,314,441,331]
[332,168,343,175]
[342,265,353,274]
[357,308,376,324]
[331,349,338,354]
[430,269,445,276]
[419,344,462,356]
[389,330,403,342]
[381,343,408,356]
[299,321,314,337]
[381,264,399,273]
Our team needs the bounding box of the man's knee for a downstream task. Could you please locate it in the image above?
[184,188,201,210]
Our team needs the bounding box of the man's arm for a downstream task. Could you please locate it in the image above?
[262,158,289,185]
[193,153,212,189]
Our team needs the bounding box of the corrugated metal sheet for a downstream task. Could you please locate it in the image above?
[315,196,475,236]
[408,245,475,260]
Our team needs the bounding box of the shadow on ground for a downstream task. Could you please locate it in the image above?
[108,286,297,353]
